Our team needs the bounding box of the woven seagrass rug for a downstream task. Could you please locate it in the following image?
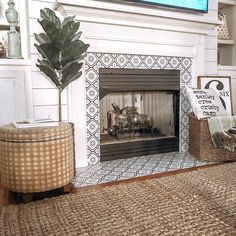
[1,163,236,235]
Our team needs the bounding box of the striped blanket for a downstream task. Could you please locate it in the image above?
[208,116,236,152]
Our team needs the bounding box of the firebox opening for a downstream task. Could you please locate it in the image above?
[99,68,180,161]
[100,91,176,144]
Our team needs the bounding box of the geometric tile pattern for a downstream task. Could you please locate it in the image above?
[85,53,192,165]
[72,152,212,187]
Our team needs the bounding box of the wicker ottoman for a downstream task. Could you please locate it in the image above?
[0,122,74,195]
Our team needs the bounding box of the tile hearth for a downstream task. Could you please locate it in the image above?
[73,152,212,187]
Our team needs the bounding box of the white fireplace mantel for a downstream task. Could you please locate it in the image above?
[54,0,219,35]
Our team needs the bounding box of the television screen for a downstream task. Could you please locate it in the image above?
[124,0,208,13]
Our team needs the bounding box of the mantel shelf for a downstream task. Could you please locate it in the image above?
[54,0,220,35]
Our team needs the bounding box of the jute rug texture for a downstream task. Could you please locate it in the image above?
[1,163,236,235]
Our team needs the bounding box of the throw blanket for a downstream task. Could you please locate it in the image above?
[208,116,236,152]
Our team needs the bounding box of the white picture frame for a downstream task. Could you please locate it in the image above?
[198,76,232,115]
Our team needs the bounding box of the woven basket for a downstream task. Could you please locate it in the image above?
[217,11,230,40]
[188,113,236,162]
[0,122,74,193]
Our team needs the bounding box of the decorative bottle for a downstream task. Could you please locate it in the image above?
[5,0,22,58]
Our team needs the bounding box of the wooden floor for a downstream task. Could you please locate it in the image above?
[0,163,224,207]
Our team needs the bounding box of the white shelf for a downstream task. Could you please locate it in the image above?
[217,0,236,66]
[218,65,236,71]
[0,59,31,66]
[0,18,20,31]
[218,39,235,45]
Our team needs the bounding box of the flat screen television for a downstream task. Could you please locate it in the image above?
[123,0,208,13]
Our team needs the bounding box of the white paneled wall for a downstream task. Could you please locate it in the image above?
[205,29,218,75]
[0,60,33,126]
[204,1,217,75]
[204,1,218,76]
[0,70,26,125]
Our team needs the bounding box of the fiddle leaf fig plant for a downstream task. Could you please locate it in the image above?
[34,8,89,121]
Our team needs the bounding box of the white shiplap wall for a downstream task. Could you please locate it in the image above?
[29,0,68,121]
[204,0,218,76]
[205,28,218,75]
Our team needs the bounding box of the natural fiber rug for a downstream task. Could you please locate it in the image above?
[1,163,236,235]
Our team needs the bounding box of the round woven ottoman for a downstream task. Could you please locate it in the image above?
[0,122,74,195]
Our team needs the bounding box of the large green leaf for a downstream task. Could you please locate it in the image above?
[40,8,61,29]
[35,44,47,59]
[62,62,83,83]
[71,31,82,41]
[61,55,85,72]
[36,60,61,88]
[38,20,61,44]
[62,16,75,27]
[60,71,82,91]
[34,33,51,44]
[37,59,55,71]
[36,43,60,69]
[61,21,80,43]
[61,40,89,66]
[35,44,54,69]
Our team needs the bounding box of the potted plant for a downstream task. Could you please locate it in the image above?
[34,8,89,121]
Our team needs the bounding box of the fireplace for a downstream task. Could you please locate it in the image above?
[55,0,217,166]
[99,68,180,161]
[84,53,192,165]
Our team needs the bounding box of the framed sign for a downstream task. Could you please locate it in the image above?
[198,76,232,115]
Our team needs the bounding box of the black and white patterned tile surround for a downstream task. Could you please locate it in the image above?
[72,152,212,187]
[85,52,192,165]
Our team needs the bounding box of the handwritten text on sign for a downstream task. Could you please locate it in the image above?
[194,90,219,117]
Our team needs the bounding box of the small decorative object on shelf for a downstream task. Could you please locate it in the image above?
[5,0,22,58]
[11,121,59,129]
[217,11,230,40]
[217,50,220,65]
[12,117,58,128]
[0,42,6,58]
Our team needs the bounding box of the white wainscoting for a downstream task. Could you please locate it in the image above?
[0,60,33,125]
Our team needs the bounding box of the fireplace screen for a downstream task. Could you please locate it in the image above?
[100,91,175,143]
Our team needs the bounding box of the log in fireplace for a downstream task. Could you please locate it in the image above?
[99,68,180,161]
